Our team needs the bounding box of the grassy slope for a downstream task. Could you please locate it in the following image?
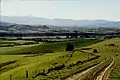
[0,39,100,64]
[0,51,102,80]
[0,55,24,64]
[0,52,66,80]
[0,39,102,80]
[83,38,120,80]
[109,55,120,80]
[0,39,100,55]
[2,38,120,80]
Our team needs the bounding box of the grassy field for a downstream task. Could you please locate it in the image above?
[83,38,120,80]
[0,39,100,55]
[0,38,120,80]
[0,51,103,80]
[0,55,24,64]
[109,55,120,80]
[0,39,103,80]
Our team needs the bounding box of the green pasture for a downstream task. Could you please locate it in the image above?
[0,51,102,80]
[83,38,120,79]
[0,38,120,80]
[0,39,100,55]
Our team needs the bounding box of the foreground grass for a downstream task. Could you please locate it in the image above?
[109,55,120,80]
[0,51,102,80]
[0,52,65,79]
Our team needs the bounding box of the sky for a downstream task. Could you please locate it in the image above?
[0,0,120,21]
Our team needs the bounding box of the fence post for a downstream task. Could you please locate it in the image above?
[10,74,12,80]
[26,71,28,79]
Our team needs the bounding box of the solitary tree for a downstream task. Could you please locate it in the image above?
[66,43,74,51]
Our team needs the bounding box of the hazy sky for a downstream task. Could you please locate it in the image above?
[1,0,120,21]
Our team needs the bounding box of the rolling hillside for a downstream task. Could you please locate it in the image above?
[1,16,120,28]
[0,38,120,80]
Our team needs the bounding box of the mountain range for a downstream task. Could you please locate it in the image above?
[1,16,120,28]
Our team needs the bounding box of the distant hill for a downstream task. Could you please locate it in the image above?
[1,16,120,28]
[0,16,120,34]
[0,21,120,34]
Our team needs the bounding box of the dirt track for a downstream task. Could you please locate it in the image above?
[65,57,114,80]
[96,57,114,80]
[65,65,97,80]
